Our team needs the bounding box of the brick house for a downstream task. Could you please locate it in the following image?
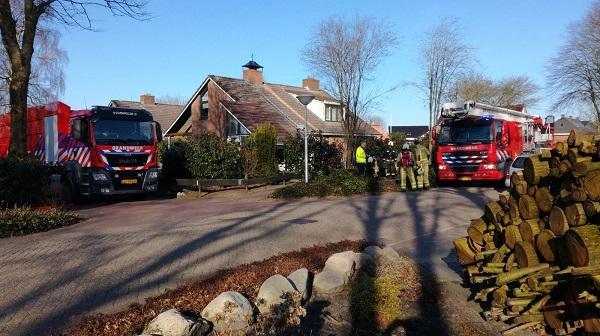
[164,60,382,145]
[553,115,597,143]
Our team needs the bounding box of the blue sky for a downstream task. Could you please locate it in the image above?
[59,0,593,126]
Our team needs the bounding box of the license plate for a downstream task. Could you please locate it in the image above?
[121,179,137,185]
[458,176,472,181]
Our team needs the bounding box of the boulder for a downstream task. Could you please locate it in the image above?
[363,245,400,263]
[363,245,384,259]
[201,291,254,333]
[256,274,298,314]
[313,269,347,294]
[353,252,374,269]
[381,246,400,261]
[142,309,210,336]
[288,268,311,301]
[323,251,356,278]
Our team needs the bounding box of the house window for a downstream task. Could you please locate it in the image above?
[226,113,249,137]
[200,91,209,120]
[325,104,343,122]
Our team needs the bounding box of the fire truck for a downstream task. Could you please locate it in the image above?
[0,102,162,198]
[433,101,554,183]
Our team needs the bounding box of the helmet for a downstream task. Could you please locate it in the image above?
[402,143,410,150]
[416,166,424,175]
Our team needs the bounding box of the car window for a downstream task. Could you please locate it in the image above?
[512,157,526,169]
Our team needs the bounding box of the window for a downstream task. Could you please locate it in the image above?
[325,104,343,122]
[225,113,249,137]
[495,121,503,143]
[200,91,208,120]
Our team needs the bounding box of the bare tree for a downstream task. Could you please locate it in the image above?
[157,95,186,106]
[417,20,471,147]
[547,1,600,122]
[0,0,148,155]
[302,16,397,167]
[448,72,540,107]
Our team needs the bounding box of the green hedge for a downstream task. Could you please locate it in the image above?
[271,170,379,198]
[0,156,49,207]
[283,132,343,177]
[0,207,79,238]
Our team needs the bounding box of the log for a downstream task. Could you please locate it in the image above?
[542,298,567,331]
[454,237,477,266]
[568,128,596,147]
[567,148,579,165]
[515,241,540,268]
[523,155,550,185]
[564,225,600,267]
[555,141,569,156]
[583,170,600,201]
[536,229,557,262]
[583,199,600,219]
[493,285,509,307]
[514,181,528,195]
[559,159,573,174]
[510,170,525,187]
[579,140,597,155]
[534,187,554,213]
[491,244,509,263]
[504,225,522,249]
[570,187,588,202]
[518,195,539,220]
[527,185,538,197]
[498,192,511,207]
[573,161,600,178]
[496,263,549,285]
[519,219,541,243]
[485,201,503,226]
[468,236,484,253]
[565,203,587,227]
[549,206,569,236]
[467,218,488,245]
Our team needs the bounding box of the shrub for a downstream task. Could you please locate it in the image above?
[283,131,343,176]
[0,156,49,207]
[350,272,405,330]
[0,207,79,238]
[271,169,380,198]
[248,123,278,177]
[157,140,192,184]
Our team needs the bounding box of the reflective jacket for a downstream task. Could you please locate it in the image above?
[356,146,367,164]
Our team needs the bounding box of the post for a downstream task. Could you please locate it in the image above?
[304,105,309,183]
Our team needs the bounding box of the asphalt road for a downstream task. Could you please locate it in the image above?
[0,186,499,335]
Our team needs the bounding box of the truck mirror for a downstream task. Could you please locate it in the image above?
[71,119,82,140]
[155,122,163,142]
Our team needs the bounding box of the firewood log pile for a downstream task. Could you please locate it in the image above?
[454,129,600,335]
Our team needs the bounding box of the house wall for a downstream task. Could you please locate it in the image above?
[191,80,233,137]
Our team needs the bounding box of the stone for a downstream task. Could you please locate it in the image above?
[323,251,356,279]
[363,245,384,259]
[363,245,399,263]
[142,309,210,336]
[256,274,298,314]
[201,291,254,333]
[354,252,374,269]
[381,246,400,260]
[288,268,310,301]
[313,269,347,294]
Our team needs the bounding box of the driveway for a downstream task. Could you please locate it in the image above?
[0,186,498,335]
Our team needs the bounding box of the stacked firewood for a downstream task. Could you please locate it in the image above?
[454,129,600,335]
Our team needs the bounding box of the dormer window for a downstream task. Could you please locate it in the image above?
[200,91,209,120]
[325,104,343,122]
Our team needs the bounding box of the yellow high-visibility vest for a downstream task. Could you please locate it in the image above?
[356,146,367,163]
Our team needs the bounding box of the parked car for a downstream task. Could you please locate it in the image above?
[505,153,534,187]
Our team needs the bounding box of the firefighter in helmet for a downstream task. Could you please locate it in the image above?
[399,143,417,191]
[413,139,430,189]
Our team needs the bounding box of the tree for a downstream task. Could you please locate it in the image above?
[417,20,471,148]
[302,16,396,167]
[0,0,148,155]
[547,1,600,122]
[447,72,540,107]
[157,95,186,106]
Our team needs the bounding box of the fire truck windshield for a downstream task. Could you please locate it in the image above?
[438,120,492,145]
[93,119,153,146]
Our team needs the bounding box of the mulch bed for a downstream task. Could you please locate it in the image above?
[63,240,368,336]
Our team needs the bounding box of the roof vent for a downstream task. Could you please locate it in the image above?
[242,57,264,84]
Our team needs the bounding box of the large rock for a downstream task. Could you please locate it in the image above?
[288,268,310,301]
[201,291,254,333]
[324,251,356,278]
[381,246,400,260]
[142,309,210,336]
[363,245,400,263]
[313,269,347,294]
[256,274,298,314]
[353,252,374,270]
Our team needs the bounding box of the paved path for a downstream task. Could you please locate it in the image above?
[0,187,498,335]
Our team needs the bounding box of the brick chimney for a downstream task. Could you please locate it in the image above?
[302,77,319,91]
[242,59,264,84]
[140,94,155,105]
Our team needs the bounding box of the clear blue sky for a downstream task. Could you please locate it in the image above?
[59,0,593,126]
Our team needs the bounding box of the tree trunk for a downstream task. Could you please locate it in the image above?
[8,69,29,155]
[564,225,600,267]
[523,156,550,185]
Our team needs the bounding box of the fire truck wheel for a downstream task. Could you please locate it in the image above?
[61,173,76,205]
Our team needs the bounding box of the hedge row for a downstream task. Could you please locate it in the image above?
[0,207,79,238]
[0,156,49,207]
[271,170,380,198]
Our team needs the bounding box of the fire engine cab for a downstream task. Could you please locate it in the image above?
[433,101,554,183]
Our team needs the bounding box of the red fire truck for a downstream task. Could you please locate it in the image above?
[433,101,554,183]
[0,102,162,198]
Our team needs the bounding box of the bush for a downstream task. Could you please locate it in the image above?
[247,123,278,177]
[0,207,79,238]
[157,140,192,184]
[283,132,343,176]
[271,169,380,198]
[0,156,49,207]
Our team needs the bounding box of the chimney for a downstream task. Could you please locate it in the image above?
[242,58,264,84]
[302,77,319,91]
[140,94,155,105]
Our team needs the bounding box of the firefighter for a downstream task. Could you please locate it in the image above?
[399,143,417,191]
[355,141,367,176]
[413,139,431,189]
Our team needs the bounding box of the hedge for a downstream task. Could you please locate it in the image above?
[271,170,379,198]
[0,207,79,238]
[0,156,49,207]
